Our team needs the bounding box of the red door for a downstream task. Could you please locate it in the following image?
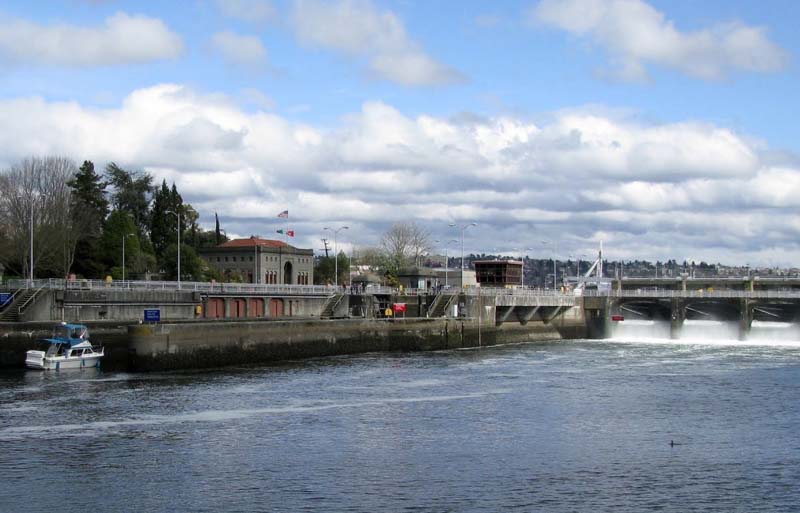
[269,298,284,317]
[206,298,224,319]
[249,298,264,317]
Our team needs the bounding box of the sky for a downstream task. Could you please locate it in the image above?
[1,0,799,267]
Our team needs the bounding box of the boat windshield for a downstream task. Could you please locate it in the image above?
[54,324,88,341]
[45,343,66,357]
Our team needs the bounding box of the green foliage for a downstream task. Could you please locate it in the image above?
[67,160,109,277]
[68,161,109,229]
[314,256,334,284]
[100,211,141,274]
[314,252,350,285]
[105,163,153,235]
[5,156,233,282]
[161,243,203,281]
[150,179,183,261]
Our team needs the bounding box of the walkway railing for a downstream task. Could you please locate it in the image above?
[7,278,338,296]
[8,278,800,300]
[582,289,800,299]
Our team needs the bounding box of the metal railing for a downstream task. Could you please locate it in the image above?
[581,289,800,299]
[9,278,800,300]
[8,278,338,296]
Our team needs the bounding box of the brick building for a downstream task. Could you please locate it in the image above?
[200,236,314,285]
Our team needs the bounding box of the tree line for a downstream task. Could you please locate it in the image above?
[0,156,226,281]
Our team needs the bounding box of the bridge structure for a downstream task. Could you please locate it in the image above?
[584,276,800,339]
[3,277,800,340]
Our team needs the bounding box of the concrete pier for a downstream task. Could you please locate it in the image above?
[127,318,567,371]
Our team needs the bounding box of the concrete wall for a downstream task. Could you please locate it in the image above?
[2,307,583,371]
[12,288,333,322]
[53,289,200,322]
[127,317,567,371]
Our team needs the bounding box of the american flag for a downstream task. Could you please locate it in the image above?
[277,210,288,218]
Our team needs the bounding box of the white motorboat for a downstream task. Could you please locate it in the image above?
[25,323,104,370]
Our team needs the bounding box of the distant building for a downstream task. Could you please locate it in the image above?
[474,260,523,287]
[397,267,440,290]
[199,236,314,285]
[433,268,477,288]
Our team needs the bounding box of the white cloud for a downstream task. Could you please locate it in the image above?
[0,83,797,264]
[239,88,275,110]
[0,12,183,67]
[216,0,277,25]
[211,31,269,68]
[531,0,788,81]
[290,0,464,86]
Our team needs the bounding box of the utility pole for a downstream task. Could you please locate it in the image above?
[320,238,330,258]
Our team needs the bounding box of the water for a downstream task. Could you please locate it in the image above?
[2,337,800,512]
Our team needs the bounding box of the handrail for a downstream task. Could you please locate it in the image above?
[440,293,459,318]
[8,278,800,300]
[16,286,44,315]
[0,288,20,311]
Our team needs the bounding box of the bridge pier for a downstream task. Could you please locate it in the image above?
[515,306,540,326]
[495,306,515,326]
[739,298,752,341]
[670,299,685,339]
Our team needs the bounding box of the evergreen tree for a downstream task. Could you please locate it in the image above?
[68,161,109,225]
[150,180,172,258]
[100,210,140,278]
[105,162,153,235]
[67,160,109,277]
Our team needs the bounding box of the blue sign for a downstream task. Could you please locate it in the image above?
[144,309,161,322]
[0,293,10,307]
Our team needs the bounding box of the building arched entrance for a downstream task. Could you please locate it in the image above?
[283,262,293,284]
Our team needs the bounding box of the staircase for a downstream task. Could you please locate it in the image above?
[427,291,458,318]
[0,287,41,322]
[320,293,345,318]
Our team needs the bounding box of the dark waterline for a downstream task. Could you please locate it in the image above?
[1,339,799,512]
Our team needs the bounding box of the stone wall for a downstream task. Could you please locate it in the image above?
[127,318,568,371]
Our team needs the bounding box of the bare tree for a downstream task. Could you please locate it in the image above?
[0,157,81,278]
[380,221,432,273]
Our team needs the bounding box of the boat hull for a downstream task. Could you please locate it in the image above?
[25,351,103,371]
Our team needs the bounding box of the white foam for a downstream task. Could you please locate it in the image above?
[610,319,671,340]
[0,391,502,440]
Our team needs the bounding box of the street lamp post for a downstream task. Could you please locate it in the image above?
[541,240,558,291]
[29,197,34,287]
[434,239,459,287]
[165,210,181,287]
[449,222,477,288]
[323,226,349,287]
[122,233,135,282]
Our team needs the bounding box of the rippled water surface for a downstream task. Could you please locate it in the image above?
[2,339,800,512]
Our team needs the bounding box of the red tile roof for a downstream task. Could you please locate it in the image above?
[218,237,288,249]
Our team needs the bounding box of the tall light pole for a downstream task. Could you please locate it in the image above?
[122,233,135,282]
[449,222,477,288]
[541,240,558,291]
[165,210,181,287]
[323,226,348,287]
[29,196,34,287]
[434,239,459,287]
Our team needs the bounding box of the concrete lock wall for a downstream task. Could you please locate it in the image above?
[53,289,200,322]
[14,289,331,322]
[127,318,568,371]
